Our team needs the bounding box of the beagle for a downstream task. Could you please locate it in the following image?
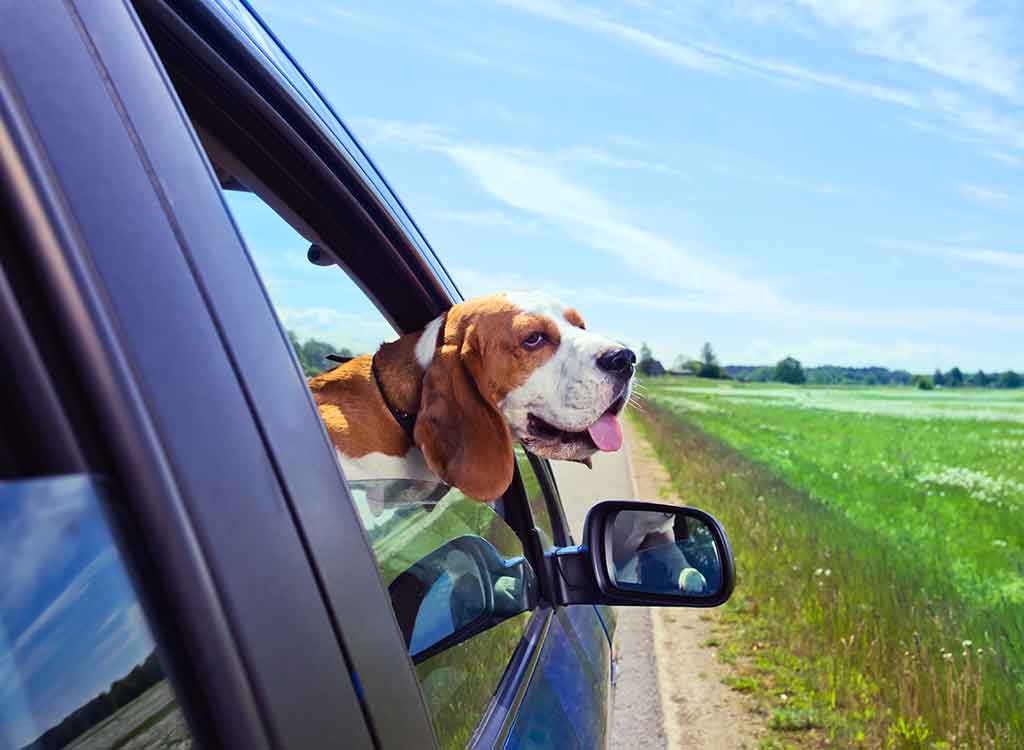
[309,292,636,501]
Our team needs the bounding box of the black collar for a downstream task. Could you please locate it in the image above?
[371,313,446,442]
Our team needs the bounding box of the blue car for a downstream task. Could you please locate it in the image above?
[0,2,733,748]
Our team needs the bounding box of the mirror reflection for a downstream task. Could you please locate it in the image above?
[609,509,722,597]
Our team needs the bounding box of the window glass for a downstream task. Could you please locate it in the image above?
[219,186,534,750]
[350,483,535,750]
[0,475,191,749]
[223,190,394,369]
[514,446,556,550]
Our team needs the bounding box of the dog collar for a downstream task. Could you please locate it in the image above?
[370,312,447,443]
[371,355,417,442]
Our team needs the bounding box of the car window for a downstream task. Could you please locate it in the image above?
[0,475,192,750]
[218,188,536,750]
[514,446,556,550]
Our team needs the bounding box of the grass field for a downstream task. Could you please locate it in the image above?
[635,378,1024,749]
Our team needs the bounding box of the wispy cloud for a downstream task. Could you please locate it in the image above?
[986,150,1024,167]
[496,0,1024,158]
[430,209,539,233]
[890,239,1024,272]
[367,117,1024,336]
[279,306,396,354]
[790,0,1021,99]
[959,182,1017,209]
[554,145,685,177]
[498,0,924,106]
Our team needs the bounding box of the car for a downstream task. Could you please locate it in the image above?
[0,2,734,749]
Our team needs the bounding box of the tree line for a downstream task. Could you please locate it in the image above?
[23,651,163,749]
[637,342,1022,389]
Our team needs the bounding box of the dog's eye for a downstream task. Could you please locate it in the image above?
[522,332,546,350]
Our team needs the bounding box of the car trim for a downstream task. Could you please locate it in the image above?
[471,606,553,749]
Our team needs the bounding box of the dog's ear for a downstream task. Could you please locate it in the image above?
[414,317,514,501]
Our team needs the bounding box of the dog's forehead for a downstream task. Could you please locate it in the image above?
[503,291,569,325]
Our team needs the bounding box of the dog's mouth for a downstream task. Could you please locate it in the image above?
[526,393,627,453]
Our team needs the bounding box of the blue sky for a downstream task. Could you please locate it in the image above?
[0,478,154,748]
[247,0,1023,372]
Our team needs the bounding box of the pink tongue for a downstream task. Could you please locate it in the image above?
[587,413,623,452]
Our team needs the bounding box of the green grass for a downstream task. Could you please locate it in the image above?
[633,379,1024,749]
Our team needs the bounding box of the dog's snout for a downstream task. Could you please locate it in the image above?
[597,347,636,376]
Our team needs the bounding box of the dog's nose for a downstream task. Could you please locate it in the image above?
[597,347,636,375]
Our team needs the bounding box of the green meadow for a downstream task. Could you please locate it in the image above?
[636,378,1024,749]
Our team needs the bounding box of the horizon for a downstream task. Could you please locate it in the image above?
[250,1,1024,372]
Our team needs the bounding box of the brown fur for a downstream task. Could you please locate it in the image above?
[563,308,586,329]
[309,354,411,458]
[311,293,559,500]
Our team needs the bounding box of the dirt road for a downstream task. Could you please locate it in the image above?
[551,419,759,750]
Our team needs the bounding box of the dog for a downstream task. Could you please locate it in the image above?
[610,510,708,594]
[309,291,636,502]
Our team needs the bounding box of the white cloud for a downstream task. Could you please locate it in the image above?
[497,0,1024,157]
[555,145,684,177]
[367,117,1024,336]
[986,150,1024,167]
[430,209,539,233]
[12,549,116,655]
[791,0,1021,99]
[279,306,396,355]
[946,248,1024,271]
[0,478,91,613]
[890,239,1024,271]
[958,182,1016,209]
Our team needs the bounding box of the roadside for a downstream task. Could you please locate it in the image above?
[552,435,669,750]
[552,419,762,750]
[625,416,762,750]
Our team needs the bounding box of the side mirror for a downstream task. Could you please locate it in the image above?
[388,535,537,663]
[550,501,735,608]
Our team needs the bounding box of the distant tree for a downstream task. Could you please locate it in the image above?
[670,354,700,374]
[970,370,990,387]
[698,341,722,379]
[303,338,348,374]
[863,373,878,386]
[947,366,964,387]
[913,374,934,390]
[750,366,774,383]
[998,370,1023,389]
[933,368,946,387]
[890,370,913,386]
[637,342,665,376]
[774,356,806,385]
[288,329,350,376]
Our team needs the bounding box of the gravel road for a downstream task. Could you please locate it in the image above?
[551,443,669,750]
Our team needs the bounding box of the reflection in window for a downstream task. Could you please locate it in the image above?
[0,476,190,749]
[349,481,534,750]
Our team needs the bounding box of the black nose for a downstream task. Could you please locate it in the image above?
[597,347,636,375]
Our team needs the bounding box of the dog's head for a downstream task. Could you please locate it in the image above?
[414,291,634,500]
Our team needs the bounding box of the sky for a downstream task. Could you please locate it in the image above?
[245,0,1023,373]
[0,477,155,748]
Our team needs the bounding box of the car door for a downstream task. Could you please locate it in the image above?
[502,451,613,750]
[0,1,432,748]
[126,2,618,748]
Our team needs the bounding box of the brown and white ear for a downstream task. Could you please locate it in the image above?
[414,323,514,501]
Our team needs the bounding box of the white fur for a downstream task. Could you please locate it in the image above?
[337,447,436,482]
[415,315,444,369]
[500,291,632,438]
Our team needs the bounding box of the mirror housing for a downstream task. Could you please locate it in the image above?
[550,501,735,608]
